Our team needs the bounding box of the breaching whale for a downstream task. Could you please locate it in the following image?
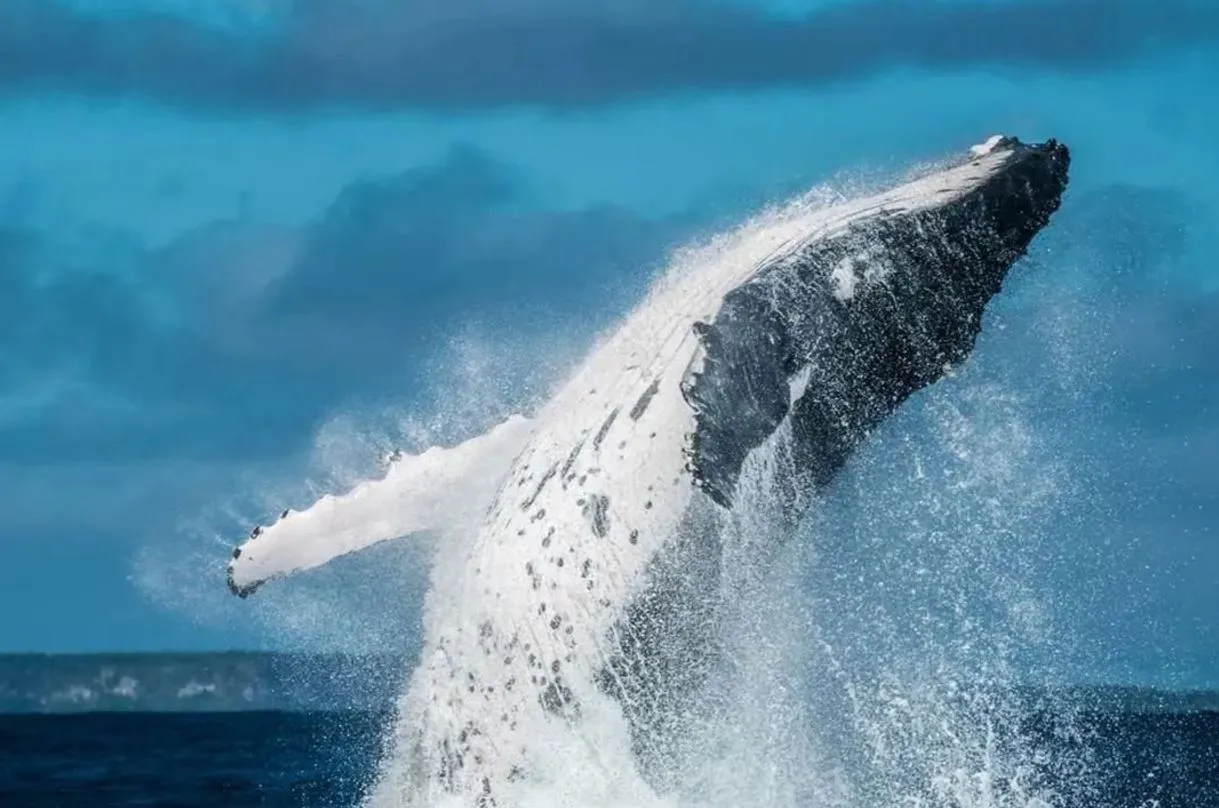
[225,135,1070,805]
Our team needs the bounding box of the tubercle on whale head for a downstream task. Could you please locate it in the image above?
[965,134,1070,192]
[1042,138,1071,186]
[970,134,1017,156]
[992,136,1071,236]
[1021,136,1070,181]
[998,135,1069,184]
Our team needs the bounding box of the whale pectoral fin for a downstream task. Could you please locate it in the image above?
[680,300,793,508]
[226,414,534,597]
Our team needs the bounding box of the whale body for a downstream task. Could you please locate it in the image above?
[225,135,1070,805]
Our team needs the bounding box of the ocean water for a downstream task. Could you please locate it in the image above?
[0,653,1216,807]
[0,709,382,807]
[0,653,392,807]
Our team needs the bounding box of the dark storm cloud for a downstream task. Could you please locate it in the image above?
[0,145,682,465]
[0,0,1215,111]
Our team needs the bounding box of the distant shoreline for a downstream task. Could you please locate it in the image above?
[0,651,1215,715]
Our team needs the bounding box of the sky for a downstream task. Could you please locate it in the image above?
[0,0,1217,688]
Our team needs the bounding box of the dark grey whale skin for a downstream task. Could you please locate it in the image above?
[598,138,1071,767]
[686,138,1070,508]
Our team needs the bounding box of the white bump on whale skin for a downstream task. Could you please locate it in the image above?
[830,255,861,301]
[788,365,813,405]
[970,134,1009,156]
[829,247,893,302]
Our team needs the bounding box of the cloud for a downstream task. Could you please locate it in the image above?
[267,144,665,348]
[0,0,1215,111]
[0,144,683,469]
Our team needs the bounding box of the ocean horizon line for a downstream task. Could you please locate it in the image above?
[0,651,1215,716]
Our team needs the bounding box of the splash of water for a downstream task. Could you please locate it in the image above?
[354,185,1089,806]
[148,162,1097,806]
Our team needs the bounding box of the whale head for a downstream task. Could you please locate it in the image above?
[681,135,1070,509]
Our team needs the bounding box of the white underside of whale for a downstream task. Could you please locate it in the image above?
[225,137,1032,804]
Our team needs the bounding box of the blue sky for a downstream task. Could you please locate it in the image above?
[0,0,1216,687]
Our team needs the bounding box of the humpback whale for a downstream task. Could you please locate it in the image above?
[225,135,1070,805]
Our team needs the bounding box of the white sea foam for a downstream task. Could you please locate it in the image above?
[177,681,217,699]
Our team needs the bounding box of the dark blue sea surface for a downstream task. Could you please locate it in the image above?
[0,653,400,807]
[0,654,1216,807]
[0,711,387,808]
